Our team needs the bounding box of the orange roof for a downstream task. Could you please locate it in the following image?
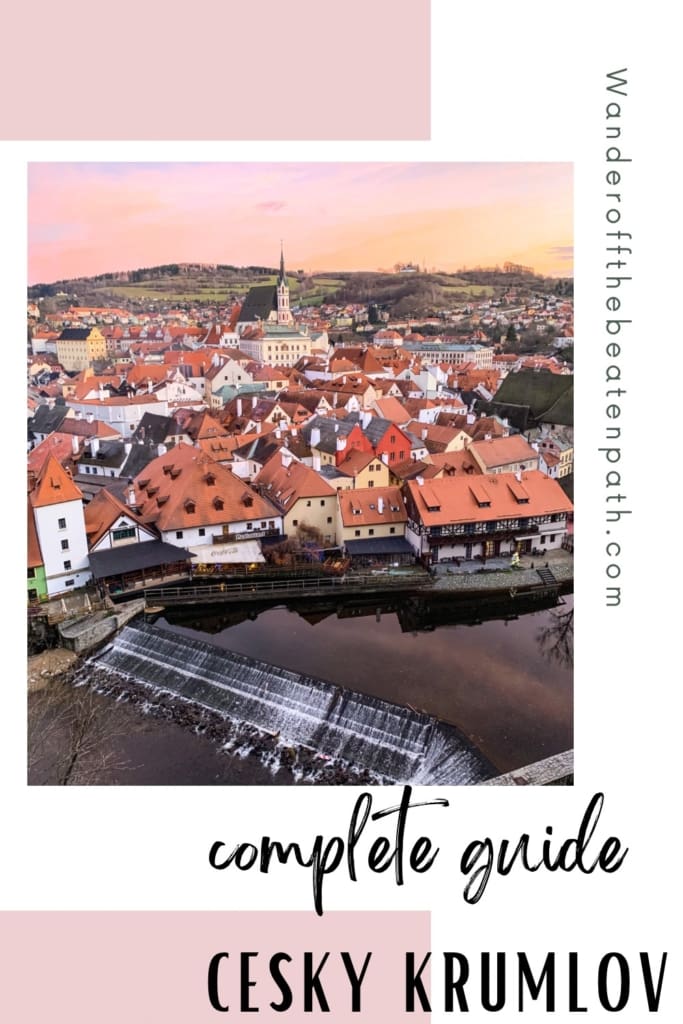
[29,455,83,508]
[84,488,151,548]
[405,470,572,526]
[422,451,483,477]
[336,448,377,477]
[338,486,407,528]
[373,397,410,424]
[133,443,279,532]
[28,434,79,473]
[255,453,337,508]
[469,435,539,469]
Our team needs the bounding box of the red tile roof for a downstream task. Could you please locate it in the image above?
[29,455,83,508]
[405,470,572,526]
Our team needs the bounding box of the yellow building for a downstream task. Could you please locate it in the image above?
[255,451,338,546]
[56,327,108,371]
[336,485,412,565]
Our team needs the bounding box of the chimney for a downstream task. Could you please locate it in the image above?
[236,397,243,417]
[515,470,522,482]
[124,441,132,456]
[157,443,167,457]
[86,412,94,424]
[421,427,428,440]
[377,496,384,514]
[336,437,347,452]
[252,395,258,408]
[275,427,281,439]
[256,421,262,434]
[312,453,321,472]
[381,452,389,465]
[466,413,475,424]
[416,476,424,486]
[281,450,293,469]
[310,426,321,448]
[485,433,492,441]
[127,483,136,507]
[76,410,82,420]
[99,385,107,401]
[90,437,99,456]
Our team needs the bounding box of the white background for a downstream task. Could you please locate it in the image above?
[2,1,679,1019]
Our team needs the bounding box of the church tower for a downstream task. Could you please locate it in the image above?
[276,243,293,325]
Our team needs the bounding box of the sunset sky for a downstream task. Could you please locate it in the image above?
[28,162,573,284]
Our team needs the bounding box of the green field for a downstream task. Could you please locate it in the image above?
[94,273,346,306]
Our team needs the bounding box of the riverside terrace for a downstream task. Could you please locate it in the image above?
[134,548,572,608]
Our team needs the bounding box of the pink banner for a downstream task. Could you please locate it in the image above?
[0,911,430,1021]
[2,1,430,140]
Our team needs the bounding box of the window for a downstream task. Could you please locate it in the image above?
[61,539,69,551]
[246,523,253,531]
[368,528,374,536]
[306,500,311,507]
[550,534,556,543]
[63,560,71,570]
[176,530,183,539]
[112,527,135,542]
[368,480,374,488]
[65,580,75,587]
[292,519,298,526]
[198,528,206,537]
[58,518,66,529]
[390,527,395,534]
[320,500,325,506]
[354,529,361,537]
[327,517,332,524]
[389,452,396,462]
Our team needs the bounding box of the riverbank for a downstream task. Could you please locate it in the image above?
[432,548,573,594]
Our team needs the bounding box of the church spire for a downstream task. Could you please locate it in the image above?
[276,241,292,326]
[278,241,287,286]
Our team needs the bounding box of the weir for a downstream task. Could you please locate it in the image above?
[88,620,495,785]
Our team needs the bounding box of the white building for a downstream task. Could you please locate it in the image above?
[29,456,91,595]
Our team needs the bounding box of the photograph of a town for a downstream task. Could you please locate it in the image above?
[27,162,574,787]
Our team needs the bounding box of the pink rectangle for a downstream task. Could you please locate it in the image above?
[2,1,430,140]
[0,911,430,1021]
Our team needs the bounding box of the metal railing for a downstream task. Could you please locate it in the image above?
[144,571,431,603]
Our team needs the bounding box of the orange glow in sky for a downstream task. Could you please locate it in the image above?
[28,162,573,284]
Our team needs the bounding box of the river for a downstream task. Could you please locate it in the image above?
[29,592,572,785]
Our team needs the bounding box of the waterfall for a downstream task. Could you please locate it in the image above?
[86,620,495,785]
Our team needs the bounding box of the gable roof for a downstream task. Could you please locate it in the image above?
[29,455,83,508]
[255,453,336,510]
[84,487,152,548]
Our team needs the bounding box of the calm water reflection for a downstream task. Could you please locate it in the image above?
[160,593,573,773]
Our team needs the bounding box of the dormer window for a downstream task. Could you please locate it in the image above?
[184,500,196,514]
[213,496,224,511]
[204,472,216,486]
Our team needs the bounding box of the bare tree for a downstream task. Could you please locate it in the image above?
[28,682,129,786]
[536,606,573,669]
